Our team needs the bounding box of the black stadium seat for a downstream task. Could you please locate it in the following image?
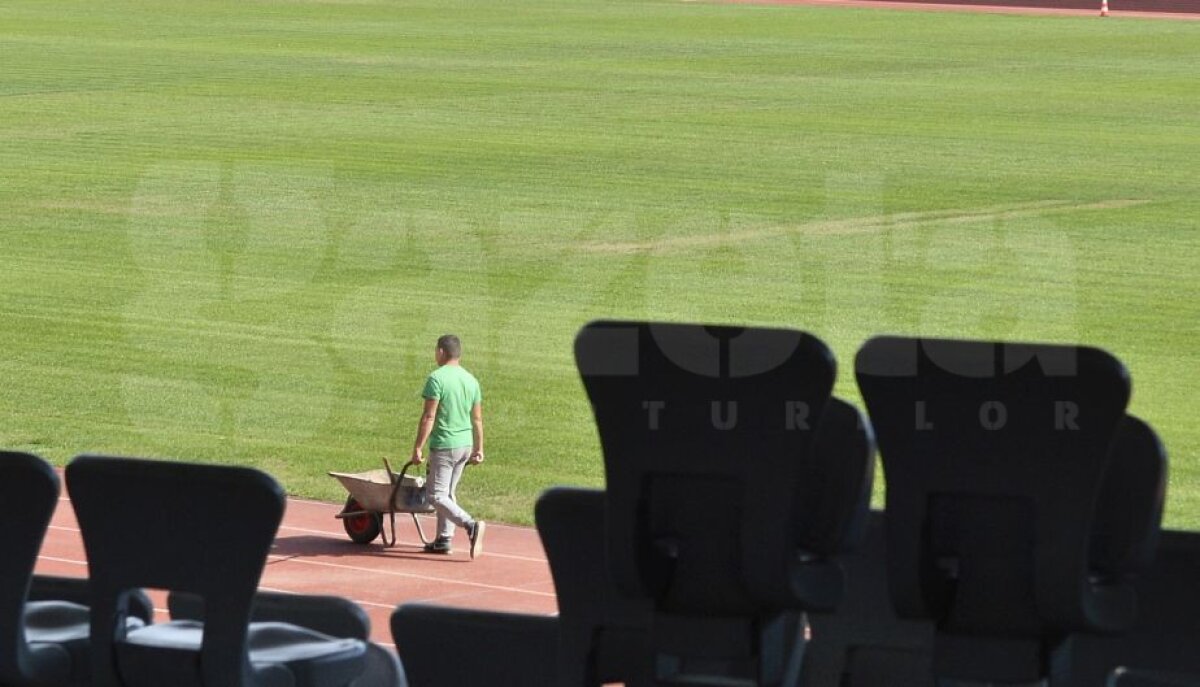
[535,486,654,686]
[855,336,1165,686]
[390,604,557,686]
[1059,528,1200,686]
[26,575,152,624]
[170,591,406,687]
[575,320,875,686]
[801,416,1166,687]
[1108,668,1200,687]
[0,450,125,687]
[1087,416,1168,591]
[801,511,935,687]
[388,487,650,687]
[67,454,368,687]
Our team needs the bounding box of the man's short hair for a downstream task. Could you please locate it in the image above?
[437,334,462,359]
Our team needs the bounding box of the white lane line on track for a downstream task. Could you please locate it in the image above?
[41,549,555,601]
[264,555,556,598]
[65,491,539,536]
[37,555,87,566]
[259,585,399,612]
[46,522,547,564]
[278,524,359,536]
[274,525,549,563]
[287,497,541,533]
[412,586,559,609]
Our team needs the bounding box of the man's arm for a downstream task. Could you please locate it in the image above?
[411,397,439,464]
[469,402,484,464]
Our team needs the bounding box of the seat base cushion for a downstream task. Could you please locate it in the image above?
[116,619,366,687]
[24,600,94,685]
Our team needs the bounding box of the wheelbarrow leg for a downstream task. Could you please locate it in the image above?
[411,513,433,546]
[380,511,398,547]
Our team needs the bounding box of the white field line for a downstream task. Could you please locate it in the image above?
[581,199,1151,254]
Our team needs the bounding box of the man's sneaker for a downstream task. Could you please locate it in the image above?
[423,537,452,555]
[468,520,486,559]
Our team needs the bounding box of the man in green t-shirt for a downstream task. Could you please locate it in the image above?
[410,334,486,558]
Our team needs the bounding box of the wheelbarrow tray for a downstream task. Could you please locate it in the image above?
[328,468,434,514]
[329,460,436,547]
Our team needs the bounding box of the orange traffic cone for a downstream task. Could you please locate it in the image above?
[1100,0,1109,15]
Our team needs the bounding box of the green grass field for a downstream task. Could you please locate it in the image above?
[2,0,1197,526]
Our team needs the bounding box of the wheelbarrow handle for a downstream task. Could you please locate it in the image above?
[382,457,421,485]
[396,459,420,483]
[386,456,424,509]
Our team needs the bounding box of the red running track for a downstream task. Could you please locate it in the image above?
[36,485,556,646]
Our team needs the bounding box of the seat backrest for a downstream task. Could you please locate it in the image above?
[67,454,285,687]
[0,450,61,685]
[1107,669,1200,687]
[575,320,847,613]
[169,591,371,642]
[1088,416,1167,584]
[797,397,876,557]
[390,604,557,687]
[855,337,1138,643]
[535,486,653,686]
[1059,526,1198,687]
[801,415,1167,687]
[802,511,935,687]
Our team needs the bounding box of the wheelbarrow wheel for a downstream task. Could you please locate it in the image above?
[342,497,382,544]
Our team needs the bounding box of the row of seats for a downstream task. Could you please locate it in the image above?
[2,322,1194,686]
[393,323,1194,687]
[1,450,402,687]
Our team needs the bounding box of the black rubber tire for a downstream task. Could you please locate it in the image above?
[342,497,382,544]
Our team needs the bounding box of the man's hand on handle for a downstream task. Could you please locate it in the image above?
[410,448,424,465]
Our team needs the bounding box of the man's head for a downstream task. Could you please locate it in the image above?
[436,334,462,364]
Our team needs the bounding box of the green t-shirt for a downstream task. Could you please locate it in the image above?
[421,364,482,449]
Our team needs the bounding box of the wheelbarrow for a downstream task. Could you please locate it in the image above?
[329,458,435,547]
